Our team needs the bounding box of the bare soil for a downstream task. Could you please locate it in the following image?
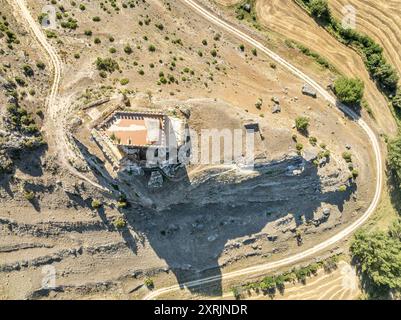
[0,0,380,299]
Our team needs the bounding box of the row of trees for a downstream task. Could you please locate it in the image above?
[301,1,401,300]
[334,76,364,106]
[351,222,401,298]
[301,0,399,96]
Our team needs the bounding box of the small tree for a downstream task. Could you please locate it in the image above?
[24,190,35,201]
[113,217,126,228]
[393,91,401,110]
[309,0,331,23]
[231,287,241,300]
[295,116,310,134]
[144,277,154,289]
[91,199,102,209]
[334,76,364,106]
[124,45,133,54]
[342,151,352,163]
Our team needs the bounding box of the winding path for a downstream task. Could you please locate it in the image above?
[9,0,383,300]
[10,0,108,191]
[143,0,384,300]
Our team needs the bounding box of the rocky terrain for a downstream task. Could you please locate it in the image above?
[0,0,379,299]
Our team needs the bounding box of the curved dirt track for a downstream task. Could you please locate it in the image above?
[213,261,360,300]
[216,0,397,135]
[9,0,108,191]
[9,0,383,300]
[330,0,401,76]
[253,0,396,135]
[144,0,383,300]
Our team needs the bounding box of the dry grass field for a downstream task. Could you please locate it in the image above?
[330,0,401,76]
[215,0,398,136]
[0,0,393,300]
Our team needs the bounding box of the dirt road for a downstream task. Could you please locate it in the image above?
[8,0,383,301]
[143,0,383,300]
[9,0,108,191]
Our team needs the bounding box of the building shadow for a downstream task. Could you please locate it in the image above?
[122,156,357,296]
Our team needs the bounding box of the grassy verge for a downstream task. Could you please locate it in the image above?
[292,0,401,299]
[284,39,338,73]
[294,0,400,102]
[231,255,340,299]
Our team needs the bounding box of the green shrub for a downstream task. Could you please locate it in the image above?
[351,169,359,178]
[334,76,364,106]
[144,277,154,289]
[309,0,331,23]
[351,226,401,297]
[309,136,317,146]
[38,13,48,24]
[295,116,309,133]
[61,18,78,30]
[342,151,352,163]
[124,45,133,54]
[95,57,119,73]
[24,190,35,201]
[113,217,126,228]
[392,91,401,110]
[231,287,241,300]
[22,64,34,77]
[91,199,102,209]
[36,61,46,70]
[45,30,57,38]
[388,135,401,185]
[120,78,129,85]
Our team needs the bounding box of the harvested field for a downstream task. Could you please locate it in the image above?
[163,260,361,300]
[216,0,397,136]
[0,0,383,300]
[330,0,401,76]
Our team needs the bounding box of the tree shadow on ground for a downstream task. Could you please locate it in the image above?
[335,100,362,121]
[122,156,356,297]
[12,144,48,177]
[0,145,47,207]
[387,167,401,217]
[350,256,391,300]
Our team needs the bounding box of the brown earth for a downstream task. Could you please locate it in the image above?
[330,0,401,76]
[0,0,380,299]
[215,0,397,137]
[156,260,361,300]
